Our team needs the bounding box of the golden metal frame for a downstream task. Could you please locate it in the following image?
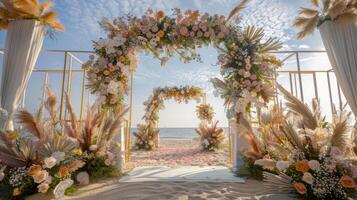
[6,49,344,167]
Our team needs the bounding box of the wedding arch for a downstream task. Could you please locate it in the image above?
[133,85,204,150]
[82,7,282,166]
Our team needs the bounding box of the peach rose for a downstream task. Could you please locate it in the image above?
[34,170,49,183]
[156,30,165,38]
[156,10,165,19]
[37,182,49,193]
[294,182,307,195]
[302,172,314,185]
[296,160,309,173]
[27,165,42,177]
[340,175,356,188]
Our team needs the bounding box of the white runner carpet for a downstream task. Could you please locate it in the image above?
[119,166,245,183]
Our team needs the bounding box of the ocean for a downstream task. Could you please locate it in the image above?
[131,127,229,140]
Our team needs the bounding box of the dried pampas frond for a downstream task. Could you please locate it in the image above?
[277,84,318,130]
[14,109,44,140]
[330,105,351,152]
[226,0,251,22]
[294,0,357,39]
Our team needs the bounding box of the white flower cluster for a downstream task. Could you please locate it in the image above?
[9,167,27,187]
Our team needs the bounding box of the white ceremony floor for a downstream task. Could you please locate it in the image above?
[119,166,245,183]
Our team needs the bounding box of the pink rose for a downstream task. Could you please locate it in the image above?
[250,74,257,80]
[192,25,198,31]
[151,26,159,33]
[217,32,225,38]
[255,85,261,92]
[308,160,320,171]
[190,31,195,37]
[330,146,343,159]
[244,79,251,86]
[37,183,49,193]
[179,26,188,36]
[204,31,210,37]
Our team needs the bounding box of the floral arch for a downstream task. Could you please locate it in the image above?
[133,85,204,150]
[82,8,282,121]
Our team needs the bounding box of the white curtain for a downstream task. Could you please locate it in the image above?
[0,20,47,130]
[319,21,357,116]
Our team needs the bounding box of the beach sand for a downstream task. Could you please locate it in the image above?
[129,139,230,168]
[28,140,297,200]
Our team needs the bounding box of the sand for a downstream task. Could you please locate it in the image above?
[129,139,230,168]
[28,140,297,200]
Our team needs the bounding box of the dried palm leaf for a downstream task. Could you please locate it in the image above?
[40,0,54,13]
[322,0,331,12]
[329,1,347,19]
[226,0,251,21]
[297,15,319,39]
[281,121,304,151]
[277,84,318,130]
[263,172,293,192]
[310,0,319,7]
[298,7,319,17]
[236,117,261,155]
[259,37,282,53]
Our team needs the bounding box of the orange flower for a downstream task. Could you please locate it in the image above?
[58,166,69,178]
[295,160,309,173]
[119,56,126,63]
[156,10,165,19]
[294,182,307,195]
[103,70,110,76]
[340,175,356,188]
[156,30,165,38]
[27,165,42,176]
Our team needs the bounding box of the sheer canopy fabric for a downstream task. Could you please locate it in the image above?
[0,20,46,130]
[319,21,357,117]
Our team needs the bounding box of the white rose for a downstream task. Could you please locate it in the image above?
[276,161,289,171]
[76,172,90,185]
[51,152,65,163]
[254,159,276,170]
[44,157,57,169]
[308,160,320,171]
[53,179,74,199]
[302,172,314,185]
[89,145,98,151]
[104,159,111,166]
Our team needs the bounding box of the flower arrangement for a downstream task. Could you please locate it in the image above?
[0,0,64,31]
[0,88,127,199]
[237,84,357,199]
[196,103,215,123]
[195,121,225,151]
[133,86,203,150]
[83,2,281,111]
[294,0,357,39]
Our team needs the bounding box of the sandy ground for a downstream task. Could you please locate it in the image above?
[28,140,298,200]
[129,139,230,168]
[28,178,297,200]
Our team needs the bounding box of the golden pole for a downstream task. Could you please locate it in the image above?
[64,56,73,121]
[127,71,134,162]
[228,123,233,163]
[59,52,68,123]
[79,69,86,125]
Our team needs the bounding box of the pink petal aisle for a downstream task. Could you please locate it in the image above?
[130,140,229,167]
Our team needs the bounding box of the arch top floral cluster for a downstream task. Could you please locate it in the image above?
[83,8,229,107]
[83,8,281,114]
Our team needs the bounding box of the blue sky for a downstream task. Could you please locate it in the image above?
[0,0,340,128]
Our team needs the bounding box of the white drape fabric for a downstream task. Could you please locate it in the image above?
[319,21,357,116]
[0,20,46,130]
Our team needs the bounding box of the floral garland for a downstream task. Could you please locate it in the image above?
[196,103,215,123]
[83,8,281,115]
[134,86,203,150]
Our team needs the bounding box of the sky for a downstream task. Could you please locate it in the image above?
[0,0,342,128]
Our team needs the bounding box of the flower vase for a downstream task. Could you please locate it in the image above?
[0,20,47,130]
